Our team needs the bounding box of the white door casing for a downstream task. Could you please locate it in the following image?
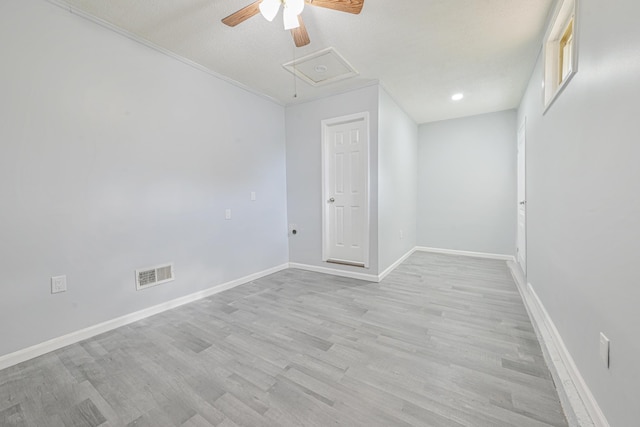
[321,112,370,268]
[517,119,527,274]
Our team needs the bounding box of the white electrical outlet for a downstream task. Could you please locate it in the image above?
[250,191,256,201]
[225,209,232,220]
[51,275,67,294]
[599,332,610,368]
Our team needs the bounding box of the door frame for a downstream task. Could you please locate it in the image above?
[321,112,371,268]
[517,118,527,274]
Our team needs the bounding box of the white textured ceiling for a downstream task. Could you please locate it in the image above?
[54,0,554,124]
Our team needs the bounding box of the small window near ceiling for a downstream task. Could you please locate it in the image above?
[543,0,578,111]
[559,18,574,84]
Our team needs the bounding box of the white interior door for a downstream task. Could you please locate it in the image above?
[517,119,527,274]
[322,112,370,268]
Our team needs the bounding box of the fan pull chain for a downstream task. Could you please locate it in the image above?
[292,42,298,99]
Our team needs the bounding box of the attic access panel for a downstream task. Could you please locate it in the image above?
[283,47,358,87]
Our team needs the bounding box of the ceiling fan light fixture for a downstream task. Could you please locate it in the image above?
[259,0,280,22]
[222,0,364,47]
[283,8,301,29]
[286,0,305,16]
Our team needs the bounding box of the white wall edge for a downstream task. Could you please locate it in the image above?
[46,0,282,107]
[288,263,379,282]
[416,246,515,262]
[507,262,609,427]
[0,263,289,372]
[378,247,416,281]
[284,80,380,109]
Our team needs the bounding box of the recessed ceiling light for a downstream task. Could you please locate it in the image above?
[314,64,328,73]
[451,93,464,101]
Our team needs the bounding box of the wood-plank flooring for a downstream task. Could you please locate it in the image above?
[0,252,567,426]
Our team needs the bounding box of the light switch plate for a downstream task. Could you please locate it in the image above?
[599,332,610,368]
[51,275,67,294]
[225,209,232,220]
[250,191,256,201]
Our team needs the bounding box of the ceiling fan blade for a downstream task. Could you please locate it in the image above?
[291,15,311,47]
[306,0,364,14]
[222,1,262,27]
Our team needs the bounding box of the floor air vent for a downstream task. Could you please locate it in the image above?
[135,263,174,290]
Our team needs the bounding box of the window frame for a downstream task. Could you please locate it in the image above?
[559,18,574,84]
[542,0,579,112]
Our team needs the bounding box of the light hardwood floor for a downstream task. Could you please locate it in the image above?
[0,252,567,426]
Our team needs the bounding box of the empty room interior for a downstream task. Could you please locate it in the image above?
[1,0,638,426]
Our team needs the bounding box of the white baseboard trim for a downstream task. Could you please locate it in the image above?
[507,262,609,427]
[415,246,515,261]
[0,263,289,372]
[288,262,379,282]
[378,247,416,281]
[289,247,515,284]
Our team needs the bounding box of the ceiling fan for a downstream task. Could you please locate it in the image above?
[222,0,364,47]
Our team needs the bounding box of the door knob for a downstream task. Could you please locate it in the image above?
[328,197,335,203]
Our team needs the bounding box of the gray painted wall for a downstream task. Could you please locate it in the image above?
[378,87,418,271]
[518,0,640,424]
[417,111,517,255]
[285,85,380,275]
[0,0,288,358]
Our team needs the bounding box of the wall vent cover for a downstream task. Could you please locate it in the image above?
[135,263,174,290]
